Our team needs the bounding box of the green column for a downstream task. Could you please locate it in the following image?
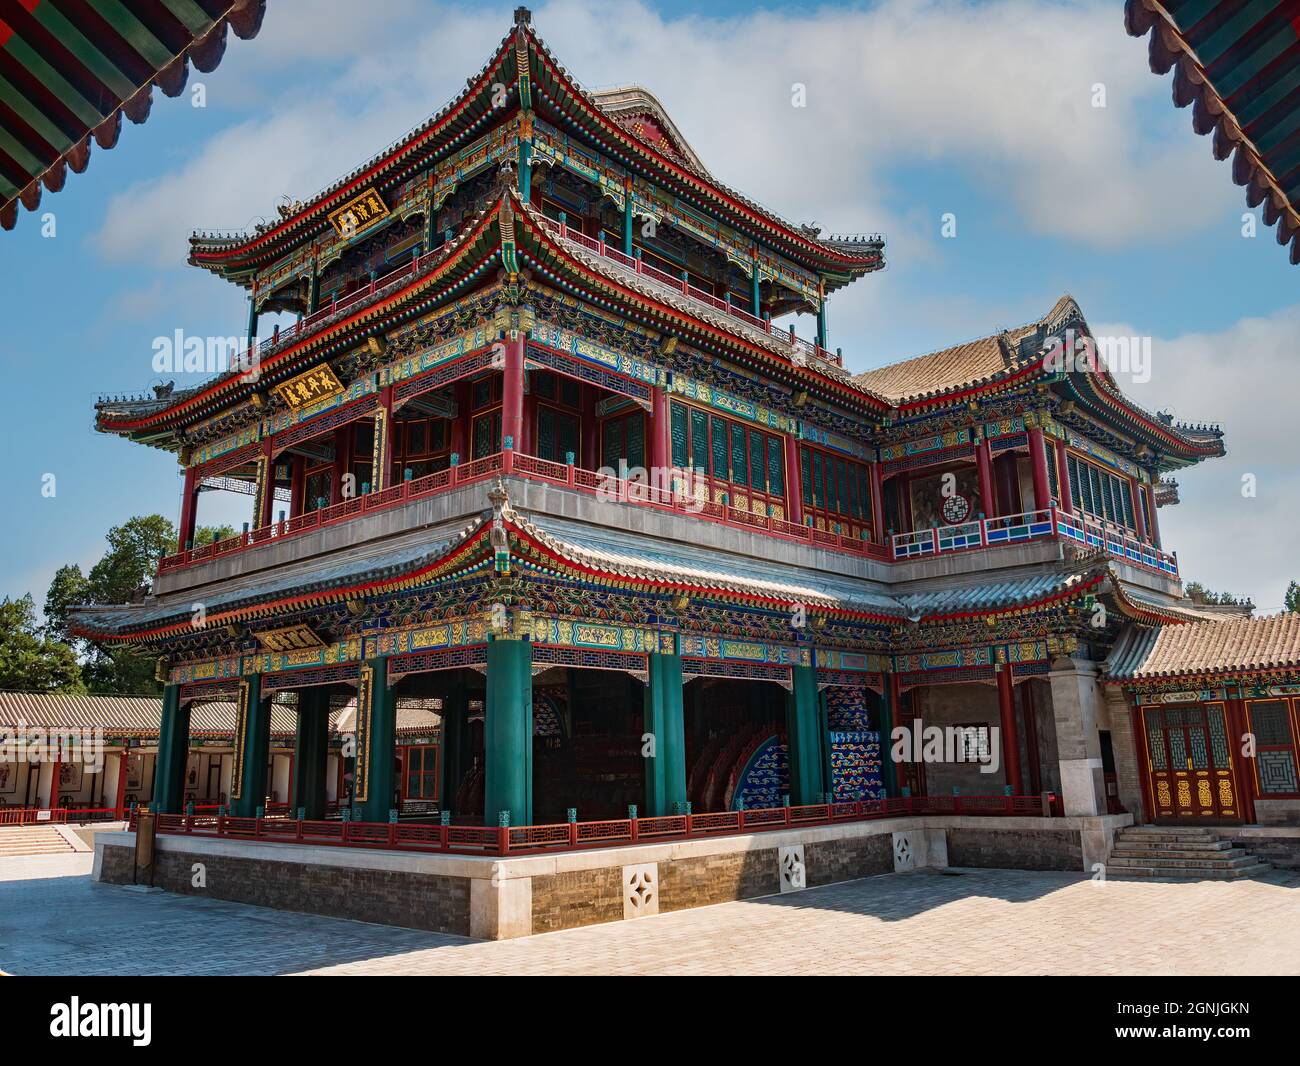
[153,684,191,814]
[518,140,532,200]
[623,197,634,256]
[878,680,898,797]
[231,675,270,817]
[292,688,330,820]
[750,267,761,317]
[439,671,465,813]
[643,651,687,816]
[484,636,533,826]
[786,665,825,805]
[307,268,320,315]
[816,298,828,350]
[246,293,259,347]
[357,657,397,823]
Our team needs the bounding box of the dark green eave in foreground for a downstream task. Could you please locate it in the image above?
[0,0,267,232]
[1126,0,1300,265]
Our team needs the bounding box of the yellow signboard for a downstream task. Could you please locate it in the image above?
[327,187,390,238]
[274,363,344,411]
[253,623,325,653]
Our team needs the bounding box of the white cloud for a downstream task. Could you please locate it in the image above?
[1100,307,1300,612]
[92,0,1233,266]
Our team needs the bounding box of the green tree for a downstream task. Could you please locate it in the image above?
[191,524,237,549]
[85,514,175,604]
[1184,582,1253,609]
[45,514,178,695]
[1285,581,1300,613]
[43,563,89,646]
[0,595,83,692]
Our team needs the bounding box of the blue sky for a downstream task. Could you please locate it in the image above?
[1,0,1296,613]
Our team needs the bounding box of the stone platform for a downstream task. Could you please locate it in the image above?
[93,813,1130,939]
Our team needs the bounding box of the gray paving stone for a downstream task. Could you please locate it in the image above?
[2,853,1298,975]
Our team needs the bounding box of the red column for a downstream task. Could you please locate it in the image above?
[47,741,62,810]
[1227,695,1257,825]
[649,385,670,478]
[1021,681,1042,795]
[997,663,1023,794]
[783,433,803,527]
[1130,476,1147,540]
[1129,699,1154,824]
[1147,487,1162,547]
[869,461,886,544]
[501,335,525,454]
[178,466,199,550]
[975,440,996,519]
[1028,427,1050,511]
[114,750,128,818]
[1054,439,1073,514]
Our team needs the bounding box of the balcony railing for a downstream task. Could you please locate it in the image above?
[160,451,509,574]
[890,506,1178,577]
[160,460,1177,580]
[133,791,1061,858]
[224,241,457,375]
[537,216,843,370]
[159,451,891,575]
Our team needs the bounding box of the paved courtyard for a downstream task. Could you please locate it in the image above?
[2,853,1298,975]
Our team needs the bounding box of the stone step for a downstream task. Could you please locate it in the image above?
[0,833,71,844]
[1111,838,1234,852]
[0,827,76,856]
[0,827,69,838]
[1108,853,1260,871]
[1107,862,1272,881]
[1117,829,1223,842]
[0,844,74,856]
[1110,845,1246,861]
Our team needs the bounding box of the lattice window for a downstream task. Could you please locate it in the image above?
[262,664,359,694]
[799,443,871,537]
[1206,704,1230,768]
[387,645,488,683]
[531,645,647,674]
[1045,438,1059,502]
[681,657,791,684]
[1249,699,1300,795]
[1067,453,1137,532]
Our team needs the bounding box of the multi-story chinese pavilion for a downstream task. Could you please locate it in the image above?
[68,12,1300,921]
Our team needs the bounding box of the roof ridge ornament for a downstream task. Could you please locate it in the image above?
[514,6,532,26]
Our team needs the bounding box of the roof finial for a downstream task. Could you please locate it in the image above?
[514,6,532,26]
[488,479,515,523]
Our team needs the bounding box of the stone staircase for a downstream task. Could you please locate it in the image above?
[1107,826,1271,880]
[0,825,78,857]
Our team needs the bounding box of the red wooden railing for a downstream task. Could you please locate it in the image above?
[130,792,1060,858]
[159,450,892,574]
[159,451,1179,581]
[160,452,508,573]
[538,216,843,368]
[0,807,123,826]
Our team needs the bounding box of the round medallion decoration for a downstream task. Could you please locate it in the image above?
[941,493,970,523]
